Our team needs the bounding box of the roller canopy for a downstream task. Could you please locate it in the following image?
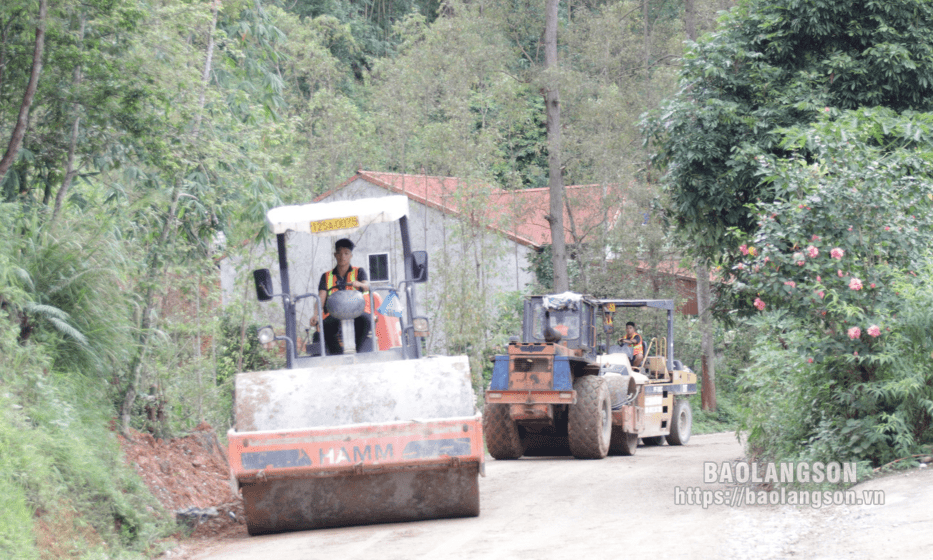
[265,195,410,236]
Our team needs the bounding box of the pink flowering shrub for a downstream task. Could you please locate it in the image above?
[723,113,933,467]
[739,244,749,255]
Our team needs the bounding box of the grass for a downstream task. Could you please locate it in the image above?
[688,393,740,436]
[1,328,175,559]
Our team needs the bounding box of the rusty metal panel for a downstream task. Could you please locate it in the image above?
[508,357,554,391]
[509,403,553,422]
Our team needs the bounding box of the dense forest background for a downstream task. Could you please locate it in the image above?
[3,0,933,557]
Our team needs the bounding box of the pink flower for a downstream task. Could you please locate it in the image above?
[867,325,881,338]
[884,226,891,231]
[818,291,825,299]
[817,276,822,282]
[848,226,853,231]
[870,283,876,288]
[807,245,819,258]
[784,281,796,288]
[754,298,766,311]
[764,257,770,263]
[811,235,821,241]
[831,248,844,259]
[854,351,859,356]
[798,204,805,209]
[848,326,861,340]
[849,278,863,291]
[739,244,749,256]
[807,357,814,363]
[838,269,844,277]
[736,263,745,270]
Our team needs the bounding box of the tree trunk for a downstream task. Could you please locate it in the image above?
[50,15,87,229]
[0,0,47,183]
[194,0,220,135]
[696,261,717,411]
[120,187,182,434]
[684,0,696,43]
[544,0,568,292]
[683,0,714,411]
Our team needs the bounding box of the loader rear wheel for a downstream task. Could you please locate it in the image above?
[609,427,638,456]
[484,403,524,459]
[666,399,693,445]
[568,376,611,459]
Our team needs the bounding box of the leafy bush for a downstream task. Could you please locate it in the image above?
[731,111,933,465]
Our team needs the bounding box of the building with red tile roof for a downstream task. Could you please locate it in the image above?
[319,171,624,249]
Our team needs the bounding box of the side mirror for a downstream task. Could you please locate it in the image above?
[409,251,429,283]
[253,269,274,301]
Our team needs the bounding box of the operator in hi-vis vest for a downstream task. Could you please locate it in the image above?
[619,321,644,368]
[309,238,373,354]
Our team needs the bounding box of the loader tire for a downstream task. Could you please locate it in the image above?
[568,376,611,459]
[609,427,638,456]
[484,403,524,459]
[666,398,692,446]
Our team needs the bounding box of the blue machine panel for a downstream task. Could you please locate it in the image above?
[553,356,572,390]
[490,355,510,390]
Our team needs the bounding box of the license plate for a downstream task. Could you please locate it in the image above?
[310,216,360,233]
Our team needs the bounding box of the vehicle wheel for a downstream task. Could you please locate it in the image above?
[568,376,611,459]
[666,399,693,445]
[484,403,524,459]
[609,427,638,456]
[642,436,665,446]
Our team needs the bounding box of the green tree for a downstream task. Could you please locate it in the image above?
[645,0,933,268]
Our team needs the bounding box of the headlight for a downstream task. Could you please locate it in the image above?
[257,326,275,345]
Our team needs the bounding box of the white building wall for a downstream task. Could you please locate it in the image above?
[219,178,537,352]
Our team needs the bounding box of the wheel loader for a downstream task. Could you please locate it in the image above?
[227,195,484,535]
[484,293,697,459]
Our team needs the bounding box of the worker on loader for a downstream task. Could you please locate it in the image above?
[619,321,644,368]
[309,238,373,354]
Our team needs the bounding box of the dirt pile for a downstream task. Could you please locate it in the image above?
[119,422,247,542]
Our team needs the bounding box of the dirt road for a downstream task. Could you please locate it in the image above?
[181,432,932,560]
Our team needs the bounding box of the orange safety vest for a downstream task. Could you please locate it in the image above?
[324,267,359,296]
[623,333,644,355]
